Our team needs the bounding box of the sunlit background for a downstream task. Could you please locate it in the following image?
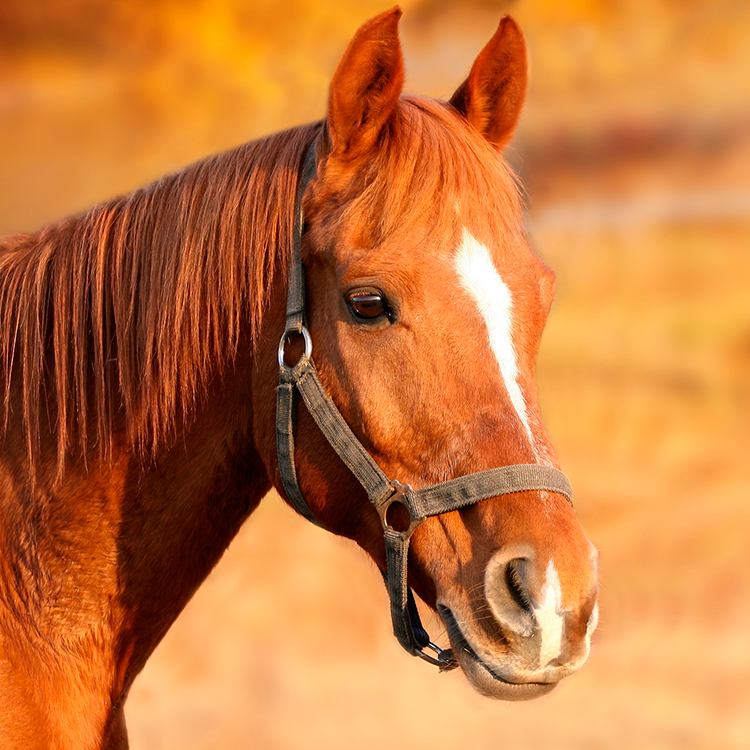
[1,1,749,748]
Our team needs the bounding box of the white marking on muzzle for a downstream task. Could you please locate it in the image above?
[454,228,535,448]
[587,602,599,637]
[533,561,564,666]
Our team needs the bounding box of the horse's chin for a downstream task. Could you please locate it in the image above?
[437,605,558,701]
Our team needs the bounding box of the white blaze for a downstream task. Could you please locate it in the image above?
[533,560,565,665]
[454,228,535,447]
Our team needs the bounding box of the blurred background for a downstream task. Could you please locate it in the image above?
[1,0,749,747]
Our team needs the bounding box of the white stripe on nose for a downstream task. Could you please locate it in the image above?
[454,228,534,448]
[533,560,565,666]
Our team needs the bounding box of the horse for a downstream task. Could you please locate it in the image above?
[0,8,598,749]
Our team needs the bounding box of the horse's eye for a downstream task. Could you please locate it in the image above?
[346,289,390,321]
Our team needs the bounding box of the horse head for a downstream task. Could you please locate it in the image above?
[259,8,599,700]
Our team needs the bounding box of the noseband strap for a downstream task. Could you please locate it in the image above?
[276,142,573,670]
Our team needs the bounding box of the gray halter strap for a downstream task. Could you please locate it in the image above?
[276,142,573,669]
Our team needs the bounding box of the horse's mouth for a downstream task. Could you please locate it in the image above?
[437,604,557,701]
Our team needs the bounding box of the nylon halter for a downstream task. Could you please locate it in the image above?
[276,142,574,670]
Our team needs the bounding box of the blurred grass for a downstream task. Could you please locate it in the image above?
[1,1,749,748]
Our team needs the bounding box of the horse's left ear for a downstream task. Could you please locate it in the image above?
[327,7,404,159]
[449,16,528,150]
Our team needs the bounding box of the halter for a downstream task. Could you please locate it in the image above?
[276,142,573,670]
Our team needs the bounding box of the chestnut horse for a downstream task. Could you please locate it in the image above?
[0,8,598,749]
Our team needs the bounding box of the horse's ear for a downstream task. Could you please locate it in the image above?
[449,16,528,150]
[327,7,404,159]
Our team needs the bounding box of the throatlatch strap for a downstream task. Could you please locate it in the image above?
[276,142,322,525]
[284,143,317,335]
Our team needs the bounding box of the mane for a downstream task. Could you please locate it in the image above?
[0,121,321,477]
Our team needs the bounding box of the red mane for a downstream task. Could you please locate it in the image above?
[0,123,320,476]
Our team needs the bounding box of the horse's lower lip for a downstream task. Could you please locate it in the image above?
[438,605,557,700]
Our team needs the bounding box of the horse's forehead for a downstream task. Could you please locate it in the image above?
[334,217,537,289]
[318,158,538,284]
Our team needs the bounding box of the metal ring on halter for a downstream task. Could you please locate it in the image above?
[277,325,313,369]
[376,479,423,540]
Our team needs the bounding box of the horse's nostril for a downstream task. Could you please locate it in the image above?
[485,553,536,638]
[505,558,533,614]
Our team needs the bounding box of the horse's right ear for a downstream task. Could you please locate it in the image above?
[449,16,528,150]
[327,7,404,160]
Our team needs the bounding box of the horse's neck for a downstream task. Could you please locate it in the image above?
[0,130,301,741]
[111,348,274,669]
[0,350,271,745]
[0,177,293,666]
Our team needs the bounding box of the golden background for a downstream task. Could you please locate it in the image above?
[1,1,749,747]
